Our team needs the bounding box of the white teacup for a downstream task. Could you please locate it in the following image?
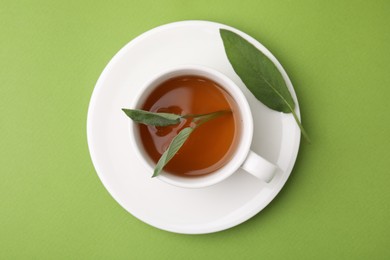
[128,65,278,188]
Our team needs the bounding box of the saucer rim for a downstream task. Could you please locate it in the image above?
[87,20,301,234]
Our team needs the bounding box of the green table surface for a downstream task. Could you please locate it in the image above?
[1,0,389,259]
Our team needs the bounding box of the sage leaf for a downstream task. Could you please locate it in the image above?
[122,109,181,126]
[220,29,310,142]
[122,108,233,177]
[153,127,194,177]
[192,110,231,127]
[151,110,229,177]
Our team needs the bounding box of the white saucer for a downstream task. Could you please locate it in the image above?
[87,21,301,234]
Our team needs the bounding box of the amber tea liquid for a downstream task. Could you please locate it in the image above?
[139,76,240,177]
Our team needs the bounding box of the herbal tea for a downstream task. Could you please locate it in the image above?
[139,75,240,177]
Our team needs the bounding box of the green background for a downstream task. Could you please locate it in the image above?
[1,0,389,258]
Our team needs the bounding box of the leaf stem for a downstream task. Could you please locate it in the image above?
[291,109,311,143]
[182,110,231,120]
[192,110,231,127]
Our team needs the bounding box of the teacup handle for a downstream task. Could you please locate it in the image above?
[241,150,277,183]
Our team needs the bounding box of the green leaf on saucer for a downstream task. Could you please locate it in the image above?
[220,29,310,142]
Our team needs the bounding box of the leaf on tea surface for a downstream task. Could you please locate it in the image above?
[122,109,181,126]
[191,110,231,127]
[152,110,230,177]
[153,127,194,177]
[122,109,233,177]
[220,29,310,142]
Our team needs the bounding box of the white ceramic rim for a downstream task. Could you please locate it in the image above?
[128,65,254,189]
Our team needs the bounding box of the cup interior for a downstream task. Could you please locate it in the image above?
[129,65,253,188]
